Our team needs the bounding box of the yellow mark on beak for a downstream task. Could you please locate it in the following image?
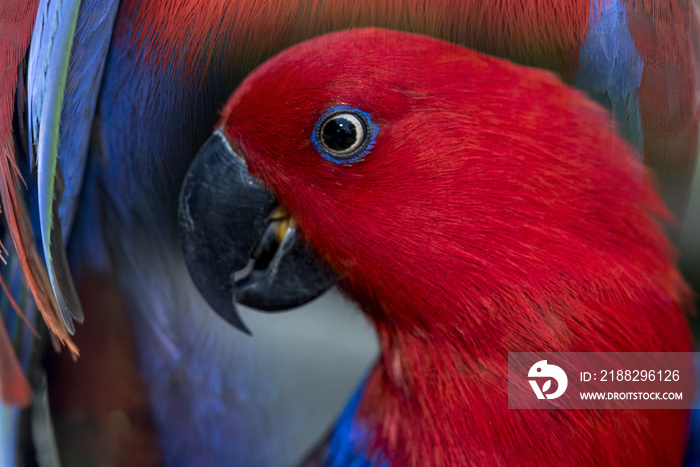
[270,206,292,242]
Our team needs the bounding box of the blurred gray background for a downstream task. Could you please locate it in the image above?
[681,161,700,295]
[237,291,378,466]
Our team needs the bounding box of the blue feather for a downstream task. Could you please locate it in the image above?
[684,353,700,466]
[87,18,361,463]
[574,0,644,155]
[327,377,388,467]
[28,0,84,334]
[26,0,119,333]
[58,0,120,237]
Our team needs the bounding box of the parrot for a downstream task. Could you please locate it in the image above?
[0,0,699,465]
[178,27,696,466]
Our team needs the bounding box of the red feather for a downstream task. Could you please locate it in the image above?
[0,0,39,407]
[624,0,700,209]
[117,0,590,80]
[221,29,693,466]
[0,315,31,407]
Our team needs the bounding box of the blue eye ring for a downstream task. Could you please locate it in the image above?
[312,106,378,165]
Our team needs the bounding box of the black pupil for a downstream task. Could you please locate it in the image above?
[322,116,358,152]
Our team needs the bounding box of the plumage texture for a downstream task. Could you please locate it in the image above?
[118,0,700,219]
[25,0,119,339]
[2,0,697,464]
[621,0,700,219]
[28,0,85,335]
[0,0,82,375]
[0,0,43,408]
[120,0,590,79]
[576,0,645,152]
[220,28,694,466]
[28,0,119,238]
[0,0,115,461]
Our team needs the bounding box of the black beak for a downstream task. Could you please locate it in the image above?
[178,130,337,334]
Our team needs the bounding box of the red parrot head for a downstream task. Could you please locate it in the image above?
[178,27,693,466]
[179,28,690,352]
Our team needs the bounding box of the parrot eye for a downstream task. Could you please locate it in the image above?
[312,106,377,164]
